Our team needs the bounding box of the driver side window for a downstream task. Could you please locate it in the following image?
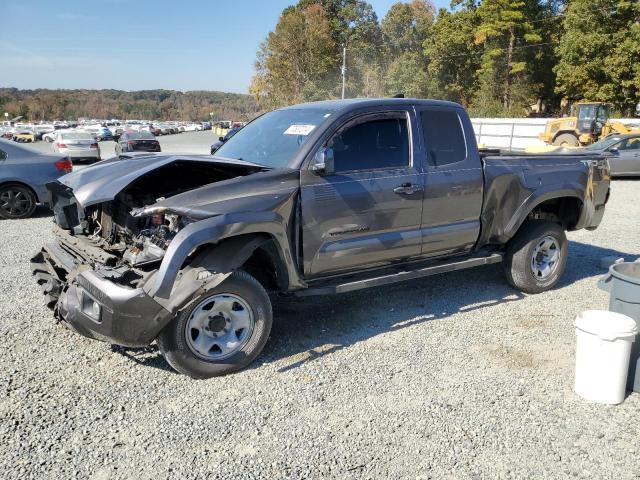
[329,115,409,173]
[617,138,640,151]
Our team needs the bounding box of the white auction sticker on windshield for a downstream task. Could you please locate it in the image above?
[284,124,316,136]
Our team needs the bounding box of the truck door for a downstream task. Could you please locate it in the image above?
[610,137,640,175]
[300,110,424,277]
[417,107,483,257]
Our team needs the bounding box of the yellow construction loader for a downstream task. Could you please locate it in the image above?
[539,102,639,146]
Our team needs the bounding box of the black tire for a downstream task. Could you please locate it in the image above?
[0,183,37,219]
[552,133,579,147]
[503,220,568,294]
[157,270,273,379]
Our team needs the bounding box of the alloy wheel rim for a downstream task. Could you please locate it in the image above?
[531,235,561,280]
[0,189,32,217]
[184,293,255,361]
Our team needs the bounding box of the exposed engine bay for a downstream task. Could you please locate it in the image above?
[51,160,261,272]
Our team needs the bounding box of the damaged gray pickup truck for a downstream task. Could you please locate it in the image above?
[32,99,611,378]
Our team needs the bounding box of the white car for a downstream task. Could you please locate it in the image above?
[42,131,57,143]
[33,124,55,140]
[182,123,199,132]
[53,131,100,162]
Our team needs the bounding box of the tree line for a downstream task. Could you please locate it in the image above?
[0,88,260,122]
[250,0,640,117]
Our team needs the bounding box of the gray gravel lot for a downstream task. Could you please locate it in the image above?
[1,157,639,477]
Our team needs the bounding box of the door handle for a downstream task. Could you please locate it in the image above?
[393,183,423,194]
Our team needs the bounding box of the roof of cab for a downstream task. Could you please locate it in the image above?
[279,98,463,112]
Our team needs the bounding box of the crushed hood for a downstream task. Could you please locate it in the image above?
[131,168,301,220]
[57,154,265,207]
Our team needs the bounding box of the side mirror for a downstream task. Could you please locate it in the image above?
[607,147,619,156]
[311,147,335,175]
[219,136,225,142]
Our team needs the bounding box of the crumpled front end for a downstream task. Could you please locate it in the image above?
[31,229,173,347]
[31,157,300,347]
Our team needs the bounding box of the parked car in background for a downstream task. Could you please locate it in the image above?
[42,131,57,143]
[586,133,640,176]
[140,125,162,136]
[202,121,211,130]
[53,131,101,162]
[34,125,55,140]
[95,127,113,141]
[81,125,112,141]
[0,138,72,219]
[210,126,241,154]
[12,128,37,143]
[157,123,173,135]
[115,130,161,155]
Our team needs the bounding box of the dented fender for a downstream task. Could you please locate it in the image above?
[145,203,305,300]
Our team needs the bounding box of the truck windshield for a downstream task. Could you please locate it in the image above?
[214,108,333,168]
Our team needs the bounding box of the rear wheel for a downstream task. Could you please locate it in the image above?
[157,270,272,378]
[0,183,37,219]
[503,220,568,294]
[553,133,579,147]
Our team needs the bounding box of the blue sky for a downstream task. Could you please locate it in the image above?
[0,0,450,94]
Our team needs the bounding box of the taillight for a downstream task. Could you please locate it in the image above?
[56,142,68,148]
[90,143,99,149]
[54,157,72,173]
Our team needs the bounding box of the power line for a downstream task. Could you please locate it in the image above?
[432,41,559,60]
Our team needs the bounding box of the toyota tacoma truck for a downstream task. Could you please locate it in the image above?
[31,99,610,378]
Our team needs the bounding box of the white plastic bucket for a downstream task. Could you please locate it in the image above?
[574,310,638,404]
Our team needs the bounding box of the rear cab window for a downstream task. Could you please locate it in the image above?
[420,108,467,167]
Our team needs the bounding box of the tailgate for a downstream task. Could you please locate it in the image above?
[584,156,610,228]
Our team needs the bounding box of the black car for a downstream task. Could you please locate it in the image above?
[115,130,161,155]
[210,127,241,155]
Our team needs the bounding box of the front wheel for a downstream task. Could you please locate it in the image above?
[157,271,273,378]
[0,183,37,219]
[503,220,568,294]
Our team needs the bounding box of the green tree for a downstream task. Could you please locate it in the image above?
[424,7,482,106]
[250,3,338,108]
[318,0,384,97]
[555,0,640,115]
[473,0,544,115]
[381,1,435,97]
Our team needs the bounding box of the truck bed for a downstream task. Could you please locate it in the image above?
[477,150,609,247]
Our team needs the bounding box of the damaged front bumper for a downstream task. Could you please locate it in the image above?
[31,245,173,348]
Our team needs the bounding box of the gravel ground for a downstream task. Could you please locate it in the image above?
[1,177,639,479]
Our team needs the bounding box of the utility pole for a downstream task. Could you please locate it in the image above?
[341,44,347,100]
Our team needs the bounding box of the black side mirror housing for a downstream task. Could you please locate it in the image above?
[608,147,619,156]
[219,136,225,142]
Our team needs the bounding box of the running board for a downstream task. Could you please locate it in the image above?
[295,253,503,296]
